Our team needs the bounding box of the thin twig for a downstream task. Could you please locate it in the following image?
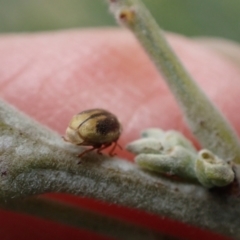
[108,0,240,164]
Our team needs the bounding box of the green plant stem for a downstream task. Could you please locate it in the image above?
[0,99,240,238]
[108,0,240,164]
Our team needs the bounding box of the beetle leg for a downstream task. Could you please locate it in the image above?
[108,142,117,156]
[77,142,121,163]
[97,141,122,157]
[77,146,99,159]
[109,141,122,156]
[97,143,112,155]
[62,136,69,142]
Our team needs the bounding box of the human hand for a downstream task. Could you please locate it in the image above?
[0,28,239,240]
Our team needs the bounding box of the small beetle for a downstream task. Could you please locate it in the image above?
[63,109,122,159]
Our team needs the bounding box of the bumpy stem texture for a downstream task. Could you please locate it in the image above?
[108,0,240,164]
[0,99,240,238]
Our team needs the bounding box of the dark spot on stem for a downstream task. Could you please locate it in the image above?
[119,9,135,23]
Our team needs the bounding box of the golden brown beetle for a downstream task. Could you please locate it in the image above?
[63,109,122,159]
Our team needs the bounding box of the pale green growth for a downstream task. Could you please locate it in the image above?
[141,128,165,139]
[108,0,240,164]
[129,129,198,181]
[162,130,197,153]
[126,138,163,154]
[196,149,235,188]
[128,128,196,155]
[128,128,235,188]
[135,146,197,180]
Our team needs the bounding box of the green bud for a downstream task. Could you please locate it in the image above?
[195,149,234,188]
[163,130,196,153]
[126,138,163,154]
[141,128,165,139]
[135,146,197,180]
[141,128,196,153]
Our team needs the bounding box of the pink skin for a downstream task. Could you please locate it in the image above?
[0,29,239,239]
[0,29,240,157]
